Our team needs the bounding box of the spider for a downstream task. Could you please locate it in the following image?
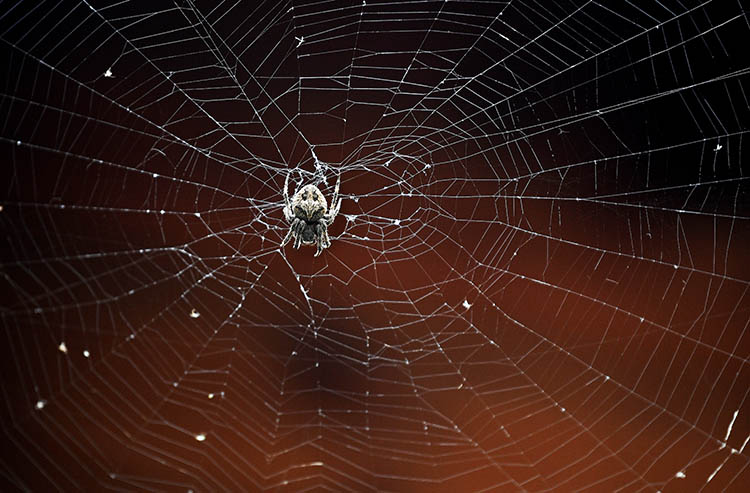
[281,174,341,256]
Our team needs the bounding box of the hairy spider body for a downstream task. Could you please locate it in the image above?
[281,175,341,256]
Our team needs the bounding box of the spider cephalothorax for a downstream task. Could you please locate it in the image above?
[281,174,341,256]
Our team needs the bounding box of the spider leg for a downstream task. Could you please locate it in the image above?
[314,223,325,256]
[322,175,341,225]
[322,225,331,249]
[281,217,301,248]
[281,227,294,248]
[282,173,294,222]
[293,221,305,249]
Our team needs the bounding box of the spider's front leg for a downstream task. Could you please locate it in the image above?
[324,175,342,225]
[282,173,295,222]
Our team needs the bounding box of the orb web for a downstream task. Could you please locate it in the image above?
[1,1,748,491]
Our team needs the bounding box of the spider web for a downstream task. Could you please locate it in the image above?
[1,1,749,491]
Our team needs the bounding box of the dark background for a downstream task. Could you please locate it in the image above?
[1,1,749,491]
